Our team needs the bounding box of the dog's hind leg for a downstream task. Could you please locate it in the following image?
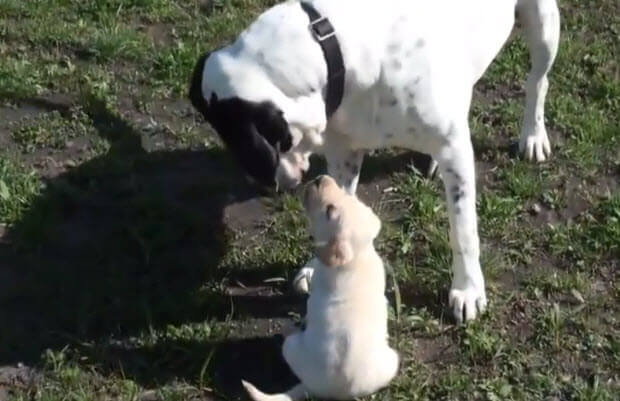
[517,0,560,161]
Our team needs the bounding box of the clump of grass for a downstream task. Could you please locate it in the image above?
[10,107,96,153]
[0,157,42,224]
[81,19,150,62]
[0,58,55,100]
[546,195,619,268]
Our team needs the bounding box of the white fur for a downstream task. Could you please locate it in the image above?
[242,176,399,400]
[201,0,560,322]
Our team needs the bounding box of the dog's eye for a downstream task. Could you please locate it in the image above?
[326,204,337,220]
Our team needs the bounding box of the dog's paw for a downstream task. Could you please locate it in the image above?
[449,281,487,324]
[292,267,314,294]
[519,128,551,162]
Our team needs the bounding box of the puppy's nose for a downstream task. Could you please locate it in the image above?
[314,174,329,188]
[308,175,322,189]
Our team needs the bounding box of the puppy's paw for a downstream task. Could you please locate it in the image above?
[292,267,314,294]
[519,128,551,162]
[449,280,487,324]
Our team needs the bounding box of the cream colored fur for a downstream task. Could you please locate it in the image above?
[242,175,399,400]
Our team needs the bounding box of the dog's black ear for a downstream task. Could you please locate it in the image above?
[200,97,280,187]
[189,52,211,119]
[253,101,293,153]
[228,121,280,186]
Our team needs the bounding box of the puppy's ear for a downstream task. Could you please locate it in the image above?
[318,236,354,267]
[326,204,338,220]
[254,101,293,152]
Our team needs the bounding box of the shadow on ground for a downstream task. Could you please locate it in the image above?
[0,98,303,392]
[0,97,442,395]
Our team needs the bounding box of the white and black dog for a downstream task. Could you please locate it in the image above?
[189,0,560,323]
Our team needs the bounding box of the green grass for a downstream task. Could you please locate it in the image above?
[10,107,96,152]
[0,0,619,400]
[0,157,42,224]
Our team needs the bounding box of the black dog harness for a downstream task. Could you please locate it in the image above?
[300,2,346,118]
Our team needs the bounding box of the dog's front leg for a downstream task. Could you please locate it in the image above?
[436,135,487,324]
[324,147,364,195]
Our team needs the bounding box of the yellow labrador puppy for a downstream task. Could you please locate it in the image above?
[242,175,399,400]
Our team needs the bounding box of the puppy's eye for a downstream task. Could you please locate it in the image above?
[326,204,337,220]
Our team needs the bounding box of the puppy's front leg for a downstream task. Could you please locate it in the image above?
[292,258,318,294]
[436,134,487,324]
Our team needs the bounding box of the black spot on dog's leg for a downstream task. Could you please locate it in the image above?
[388,42,401,53]
[446,167,463,184]
[451,185,464,204]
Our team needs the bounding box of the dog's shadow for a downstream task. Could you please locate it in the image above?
[0,98,303,385]
[0,97,446,396]
[85,335,300,397]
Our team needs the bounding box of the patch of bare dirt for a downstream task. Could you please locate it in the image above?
[0,95,87,177]
[0,364,39,401]
[223,198,270,233]
[527,174,618,227]
[0,94,73,129]
[413,335,458,365]
[139,23,176,47]
[473,81,524,107]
